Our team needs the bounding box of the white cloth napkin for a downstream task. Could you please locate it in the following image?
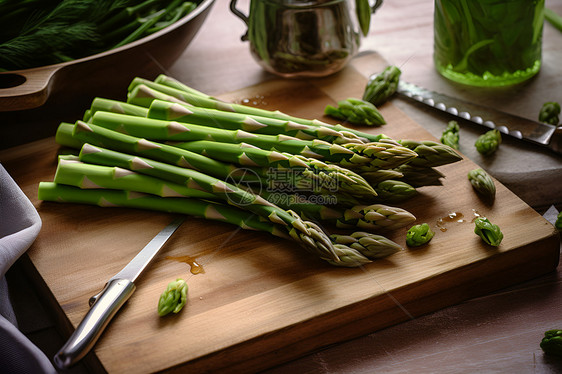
[0,164,56,373]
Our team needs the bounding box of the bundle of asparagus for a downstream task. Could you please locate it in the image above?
[39,74,463,268]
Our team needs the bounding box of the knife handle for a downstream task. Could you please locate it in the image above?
[53,279,136,370]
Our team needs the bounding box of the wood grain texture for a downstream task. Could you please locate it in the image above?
[0,53,559,374]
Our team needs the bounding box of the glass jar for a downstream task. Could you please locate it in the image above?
[230,0,382,78]
[434,0,545,87]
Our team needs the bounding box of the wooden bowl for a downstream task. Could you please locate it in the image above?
[0,0,216,112]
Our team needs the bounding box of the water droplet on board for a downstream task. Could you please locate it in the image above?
[434,210,484,232]
[166,255,205,275]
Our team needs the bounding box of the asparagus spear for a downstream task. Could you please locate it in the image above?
[87,97,149,119]
[358,169,404,185]
[136,93,453,170]
[71,121,239,180]
[130,76,375,144]
[257,189,415,229]
[90,110,358,157]
[146,99,360,144]
[392,164,445,187]
[129,78,368,138]
[127,79,278,116]
[130,77,465,170]
[38,181,285,235]
[134,75,465,168]
[154,74,215,99]
[54,158,342,221]
[55,155,412,241]
[56,123,84,149]
[359,165,445,188]
[38,182,367,266]
[334,204,416,231]
[54,157,217,200]
[58,140,374,208]
[75,143,338,261]
[324,98,386,126]
[170,140,376,199]
[395,139,463,167]
[371,180,417,203]
[330,231,403,259]
[362,65,402,106]
[136,76,463,166]
[127,82,370,143]
[324,244,372,267]
[340,139,418,171]
[67,120,377,203]
[89,111,417,171]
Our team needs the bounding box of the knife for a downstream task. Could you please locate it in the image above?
[53,217,185,370]
[396,81,562,155]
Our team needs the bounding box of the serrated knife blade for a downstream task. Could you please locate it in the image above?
[396,81,562,155]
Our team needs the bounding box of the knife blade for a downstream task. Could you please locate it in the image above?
[396,81,562,155]
[53,217,185,370]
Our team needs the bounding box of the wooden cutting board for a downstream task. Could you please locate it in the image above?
[1,53,559,373]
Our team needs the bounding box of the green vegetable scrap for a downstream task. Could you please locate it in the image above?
[440,120,460,150]
[362,65,402,106]
[406,223,434,247]
[538,102,561,126]
[540,329,562,357]
[475,130,501,156]
[467,168,495,202]
[158,278,188,316]
[474,217,503,246]
[324,98,386,126]
[555,212,562,231]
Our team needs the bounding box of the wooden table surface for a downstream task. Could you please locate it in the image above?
[4,0,562,373]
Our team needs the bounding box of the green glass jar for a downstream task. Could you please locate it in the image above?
[434,0,545,87]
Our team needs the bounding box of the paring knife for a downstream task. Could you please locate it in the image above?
[53,217,185,370]
[396,81,562,155]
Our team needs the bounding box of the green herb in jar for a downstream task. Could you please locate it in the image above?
[433,0,544,87]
